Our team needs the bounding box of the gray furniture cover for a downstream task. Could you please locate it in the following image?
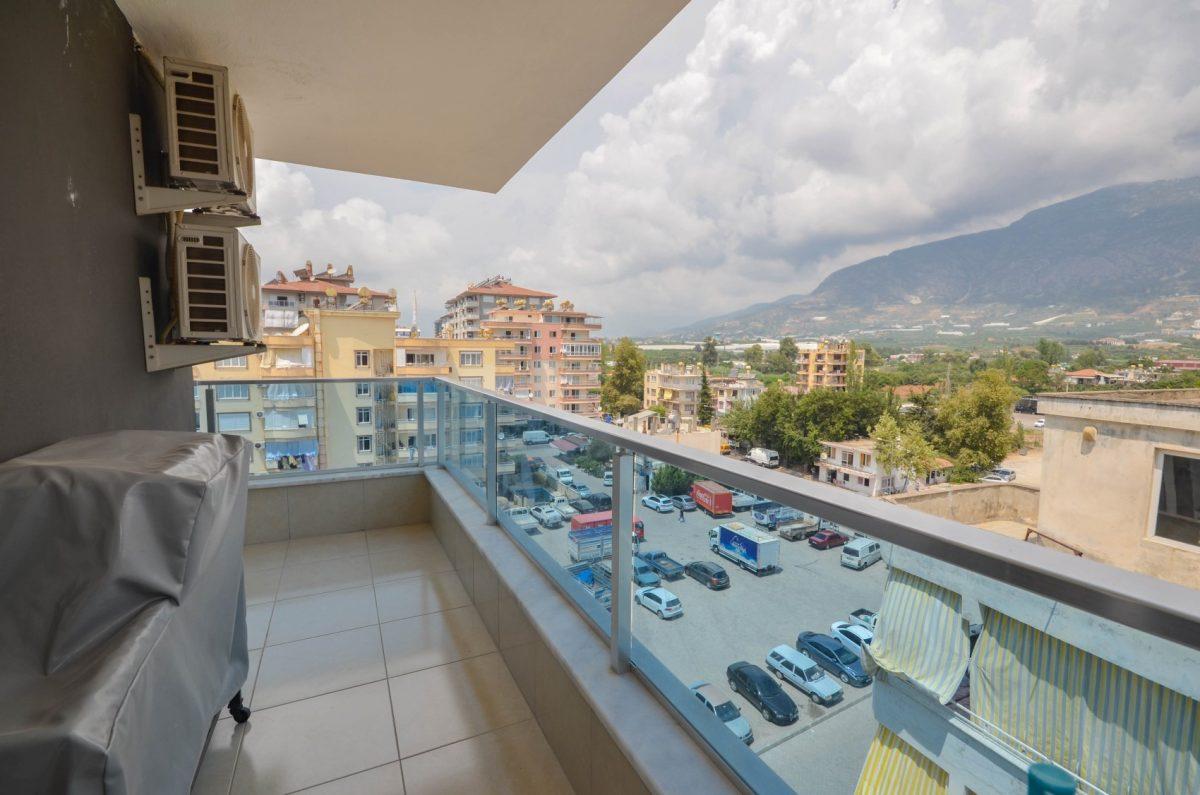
[0,431,250,794]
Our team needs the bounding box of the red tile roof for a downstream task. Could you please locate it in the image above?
[455,284,556,300]
[1065,368,1109,378]
[263,280,390,297]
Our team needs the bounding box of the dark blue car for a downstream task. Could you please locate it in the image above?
[796,631,872,687]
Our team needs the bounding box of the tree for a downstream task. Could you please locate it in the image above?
[600,337,646,416]
[652,465,696,496]
[697,369,714,426]
[1011,358,1052,394]
[1036,338,1068,364]
[701,337,719,367]
[779,337,799,362]
[762,351,795,374]
[871,414,938,493]
[745,343,765,370]
[1073,348,1108,371]
[935,370,1018,475]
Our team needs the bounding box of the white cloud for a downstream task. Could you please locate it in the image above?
[247,0,1200,336]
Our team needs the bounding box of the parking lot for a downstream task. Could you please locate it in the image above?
[510,443,889,793]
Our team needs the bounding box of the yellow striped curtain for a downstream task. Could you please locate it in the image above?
[972,607,1200,794]
[864,568,970,703]
[855,725,948,795]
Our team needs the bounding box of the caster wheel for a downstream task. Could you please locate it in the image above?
[230,704,251,724]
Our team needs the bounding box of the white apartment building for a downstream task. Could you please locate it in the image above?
[818,438,950,497]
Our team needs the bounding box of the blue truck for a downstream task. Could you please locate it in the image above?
[708,522,781,575]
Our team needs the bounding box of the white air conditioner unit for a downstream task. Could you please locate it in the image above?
[163,56,255,217]
[172,220,262,343]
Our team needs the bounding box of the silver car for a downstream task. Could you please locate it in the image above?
[530,505,564,528]
[689,681,753,744]
[766,645,843,706]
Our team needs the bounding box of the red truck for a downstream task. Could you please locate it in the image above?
[691,480,734,517]
[571,510,645,542]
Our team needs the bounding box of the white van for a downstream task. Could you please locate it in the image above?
[746,448,780,468]
[522,430,551,445]
[554,467,574,486]
[840,537,882,570]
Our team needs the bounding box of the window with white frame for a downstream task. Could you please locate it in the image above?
[215,356,248,369]
[1154,452,1200,548]
[354,350,369,368]
[356,382,371,398]
[459,351,483,367]
[216,412,251,432]
[264,409,312,430]
[357,435,373,453]
[215,383,250,401]
[356,406,372,425]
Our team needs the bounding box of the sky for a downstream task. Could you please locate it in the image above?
[244,0,1200,338]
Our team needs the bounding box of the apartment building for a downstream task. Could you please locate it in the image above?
[435,275,555,340]
[794,339,866,393]
[818,438,950,496]
[1037,389,1200,588]
[643,364,764,422]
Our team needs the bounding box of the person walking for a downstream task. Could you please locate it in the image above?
[678,505,686,523]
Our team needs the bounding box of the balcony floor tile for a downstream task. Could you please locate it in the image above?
[400,719,572,795]
[253,625,386,710]
[276,555,373,601]
[380,604,496,676]
[285,531,368,566]
[266,586,378,646]
[374,571,471,623]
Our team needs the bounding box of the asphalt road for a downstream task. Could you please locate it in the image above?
[509,443,889,793]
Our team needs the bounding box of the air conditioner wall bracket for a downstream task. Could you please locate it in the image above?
[129,114,260,226]
[139,277,264,373]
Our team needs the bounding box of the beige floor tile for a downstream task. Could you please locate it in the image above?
[230,681,397,795]
[365,524,439,555]
[375,571,470,624]
[245,567,281,606]
[380,605,496,676]
[388,652,531,758]
[294,762,406,794]
[276,555,372,601]
[246,603,273,651]
[286,532,368,567]
[369,545,454,584]
[192,716,244,795]
[244,541,288,572]
[254,625,386,709]
[266,586,378,646]
[400,720,572,795]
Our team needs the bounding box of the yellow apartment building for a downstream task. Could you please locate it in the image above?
[794,340,865,393]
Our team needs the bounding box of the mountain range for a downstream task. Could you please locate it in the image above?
[670,177,1200,339]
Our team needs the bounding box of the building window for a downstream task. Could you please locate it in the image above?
[354,350,369,368]
[459,351,483,367]
[194,411,200,431]
[534,346,541,354]
[1154,453,1200,548]
[549,346,556,354]
[861,453,872,468]
[461,377,483,388]
[215,383,250,401]
[550,330,557,337]
[534,330,541,338]
[356,407,372,425]
[264,409,312,430]
[216,412,251,432]
[215,356,248,369]
[357,435,373,453]
[356,382,371,398]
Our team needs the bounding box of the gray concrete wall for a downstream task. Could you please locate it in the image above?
[0,0,193,462]
[887,483,1040,526]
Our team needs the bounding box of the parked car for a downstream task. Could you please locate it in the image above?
[637,550,684,580]
[1033,418,1045,428]
[849,609,878,632]
[671,494,697,512]
[631,558,661,588]
[586,492,613,511]
[530,505,564,529]
[765,645,844,706]
[550,496,578,518]
[745,447,780,468]
[830,621,874,660]
[568,498,596,514]
[684,561,730,590]
[506,507,539,532]
[522,430,551,445]
[751,500,802,527]
[689,682,753,745]
[554,467,574,486]
[635,586,682,619]
[796,631,871,687]
[641,494,675,513]
[602,470,613,486]
[575,484,591,497]
[809,529,850,550]
[840,537,882,570]
[985,468,1016,483]
[726,662,798,725]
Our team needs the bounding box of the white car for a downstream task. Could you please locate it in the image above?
[830,621,874,660]
[507,507,539,532]
[551,496,578,518]
[635,586,683,619]
[603,471,613,487]
[530,505,564,528]
[641,494,675,513]
[689,682,753,744]
[1033,418,1045,428]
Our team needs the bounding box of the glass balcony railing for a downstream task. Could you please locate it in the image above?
[195,376,1200,793]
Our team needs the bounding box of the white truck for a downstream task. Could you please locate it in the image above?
[522,430,552,445]
[708,522,781,575]
[746,447,780,468]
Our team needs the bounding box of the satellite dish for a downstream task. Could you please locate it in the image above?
[324,287,336,298]
[358,286,370,298]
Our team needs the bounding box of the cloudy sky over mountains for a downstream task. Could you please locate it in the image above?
[245,0,1200,336]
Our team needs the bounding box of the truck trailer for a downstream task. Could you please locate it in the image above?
[708,522,781,575]
[691,480,734,517]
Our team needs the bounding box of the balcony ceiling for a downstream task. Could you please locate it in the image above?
[117,0,688,192]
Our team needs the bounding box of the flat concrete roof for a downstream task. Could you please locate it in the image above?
[1038,389,1200,408]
